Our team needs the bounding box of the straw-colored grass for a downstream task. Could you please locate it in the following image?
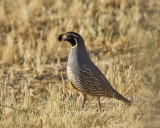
[0,0,160,127]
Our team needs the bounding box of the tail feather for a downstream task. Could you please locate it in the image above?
[114,92,131,105]
[107,88,131,105]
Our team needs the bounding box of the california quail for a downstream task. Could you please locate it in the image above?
[58,32,131,109]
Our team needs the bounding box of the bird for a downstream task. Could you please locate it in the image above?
[58,32,131,109]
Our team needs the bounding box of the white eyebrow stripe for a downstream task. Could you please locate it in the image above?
[70,33,79,37]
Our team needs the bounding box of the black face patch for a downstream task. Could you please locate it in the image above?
[64,36,76,46]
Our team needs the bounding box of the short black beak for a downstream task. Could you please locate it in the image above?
[64,37,71,42]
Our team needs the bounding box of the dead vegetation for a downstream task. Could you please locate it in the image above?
[0,0,160,127]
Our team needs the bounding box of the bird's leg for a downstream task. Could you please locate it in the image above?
[81,94,87,109]
[97,97,101,109]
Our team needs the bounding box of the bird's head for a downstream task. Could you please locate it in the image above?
[58,32,84,47]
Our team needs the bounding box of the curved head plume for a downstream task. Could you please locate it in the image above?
[58,32,83,47]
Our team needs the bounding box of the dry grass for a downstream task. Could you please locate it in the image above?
[0,0,160,127]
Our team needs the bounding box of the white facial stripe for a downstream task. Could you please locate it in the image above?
[71,37,78,48]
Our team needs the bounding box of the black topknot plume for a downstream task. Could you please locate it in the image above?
[58,34,65,41]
